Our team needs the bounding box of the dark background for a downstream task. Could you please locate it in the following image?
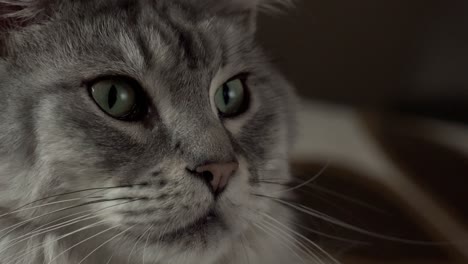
[258,0,468,123]
[257,2,468,262]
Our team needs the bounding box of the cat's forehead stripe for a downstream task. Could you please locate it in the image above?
[140,3,218,70]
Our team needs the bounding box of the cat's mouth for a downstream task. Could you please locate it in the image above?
[125,209,227,244]
[157,209,225,242]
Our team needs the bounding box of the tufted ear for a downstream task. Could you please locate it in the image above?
[0,0,50,31]
[0,0,51,56]
[220,0,294,13]
[200,0,293,34]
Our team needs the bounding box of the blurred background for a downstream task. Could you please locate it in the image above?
[259,0,468,120]
[257,1,468,263]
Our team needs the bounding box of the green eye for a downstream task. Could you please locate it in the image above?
[214,78,248,117]
[90,79,141,120]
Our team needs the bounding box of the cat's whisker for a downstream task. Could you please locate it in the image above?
[7,184,139,213]
[0,199,140,257]
[254,178,292,184]
[230,216,252,264]
[298,187,352,214]
[0,198,87,220]
[261,213,341,264]
[306,184,390,215]
[76,224,137,264]
[46,225,123,264]
[260,219,325,264]
[289,220,370,245]
[240,233,252,264]
[220,199,254,264]
[254,178,389,216]
[0,197,137,241]
[0,188,107,221]
[142,224,154,264]
[6,214,100,250]
[14,203,120,242]
[262,171,389,215]
[227,198,327,263]
[295,187,376,225]
[0,201,96,240]
[4,220,110,264]
[26,197,122,239]
[28,208,100,235]
[256,194,453,246]
[0,185,131,227]
[127,224,153,264]
[256,180,347,214]
[268,161,331,195]
[291,202,432,244]
[253,222,309,264]
[105,252,115,264]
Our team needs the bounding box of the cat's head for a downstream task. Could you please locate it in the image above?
[0,0,295,262]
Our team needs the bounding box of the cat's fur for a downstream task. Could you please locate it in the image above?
[0,0,304,263]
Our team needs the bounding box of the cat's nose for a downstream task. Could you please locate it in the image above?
[195,161,239,195]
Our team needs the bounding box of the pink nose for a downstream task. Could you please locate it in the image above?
[196,162,239,194]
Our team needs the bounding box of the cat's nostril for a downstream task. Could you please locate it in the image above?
[195,161,239,195]
[202,171,214,182]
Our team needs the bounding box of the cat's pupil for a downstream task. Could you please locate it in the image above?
[222,85,230,105]
[108,85,118,109]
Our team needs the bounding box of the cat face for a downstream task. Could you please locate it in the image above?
[0,0,295,262]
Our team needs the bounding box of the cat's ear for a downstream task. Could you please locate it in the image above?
[0,0,50,56]
[220,0,294,13]
[0,0,49,31]
[206,0,294,33]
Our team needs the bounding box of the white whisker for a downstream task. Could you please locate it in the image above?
[253,222,308,264]
[0,199,106,240]
[262,213,341,264]
[105,252,115,264]
[0,188,110,221]
[308,184,389,215]
[267,196,448,245]
[77,224,137,264]
[289,220,369,245]
[260,218,324,264]
[46,225,121,264]
[142,224,154,264]
[1,199,137,256]
[127,225,152,264]
[29,208,99,237]
[240,232,251,264]
[5,214,100,253]
[4,220,108,264]
[0,198,85,219]
[272,161,330,194]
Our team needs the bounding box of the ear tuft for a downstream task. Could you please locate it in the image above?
[232,0,295,13]
[206,0,294,14]
[257,0,295,13]
[0,0,47,30]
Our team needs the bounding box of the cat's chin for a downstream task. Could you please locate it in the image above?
[126,208,232,247]
[157,209,226,243]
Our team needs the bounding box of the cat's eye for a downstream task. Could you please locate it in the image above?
[214,78,249,117]
[89,78,144,120]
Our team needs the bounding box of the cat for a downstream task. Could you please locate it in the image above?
[0,0,332,263]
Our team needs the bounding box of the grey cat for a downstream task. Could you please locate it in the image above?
[0,0,328,263]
